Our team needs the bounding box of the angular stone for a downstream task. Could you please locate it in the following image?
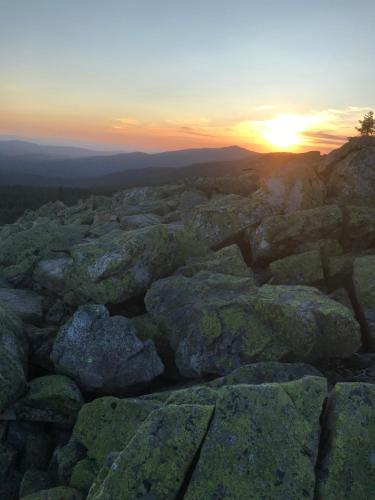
[0,287,43,323]
[72,396,162,462]
[146,272,361,378]
[250,205,343,264]
[14,375,83,426]
[269,250,325,287]
[63,225,182,305]
[316,382,375,499]
[175,244,254,279]
[185,377,327,499]
[33,257,72,293]
[87,404,214,500]
[51,305,164,393]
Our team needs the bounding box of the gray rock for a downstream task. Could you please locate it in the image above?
[0,288,43,323]
[51,305,164,393]
[145,272,360,378]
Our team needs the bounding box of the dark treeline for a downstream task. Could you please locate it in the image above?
[0,186,91,224]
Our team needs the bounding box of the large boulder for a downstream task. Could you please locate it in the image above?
[51,305,164,393]
[269,250,325,287]
[175,244,254,279]
[353,255,375,349]
[185,377,327,499]
[145,272,361,378]
[316,382,375,499]
[63,225,182,305]
[0,304,28,412]
[0,221,87,286]
[321,136,375,206]
[87,404,214,500]
[249,205,343,264]
[183,194,276,248]
[0,288,43,323]
[13,375,84,426]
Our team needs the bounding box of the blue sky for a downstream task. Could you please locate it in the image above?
[0,0,374,151]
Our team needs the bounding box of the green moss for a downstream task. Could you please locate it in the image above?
[270,250,325,287]
[316,383,375,499]
[69,458,99,495]
[72,397,162,461]
[87,404,214,500]
[186,377,327,499]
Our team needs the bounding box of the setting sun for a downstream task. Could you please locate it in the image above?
[263,115,307,149]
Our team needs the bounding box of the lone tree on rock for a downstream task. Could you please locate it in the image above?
[356,111,375,136]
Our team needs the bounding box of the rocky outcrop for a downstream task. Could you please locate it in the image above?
[2,138,375,498]
[51,305,164,393]
[146,272,360,378]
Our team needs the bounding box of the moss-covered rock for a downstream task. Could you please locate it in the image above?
[63,225,182,305]
[269,249,325,287]
[316,382,375,499]
[353,255,375,349]
[22,486,83,500]
[186,377,327,499]
[87,404,214,500]
[0,222,87,286]
[51,305,164,393]
[14,375,83,426]
[183,194,275,248]
[175,244,254,279]
[145,272,361,378]
[69,458,100,495]
[33,257,72,294]
[0,304,28,412]
[250,205,343,264]
[72,396,162,462]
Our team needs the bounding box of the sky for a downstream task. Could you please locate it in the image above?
[0,0,374,153]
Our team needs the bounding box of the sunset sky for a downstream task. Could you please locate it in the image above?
[1,0,374,153]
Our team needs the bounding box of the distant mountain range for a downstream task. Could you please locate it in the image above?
[0,140,258,187]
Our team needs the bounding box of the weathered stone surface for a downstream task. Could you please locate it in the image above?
[0,222,87,286]
[250,205,343,264]
[0,287,43,323]
[269,250,325,287]
[183,194,275,248]
[146,272,360,378]
[63,225,182,305]
[316,382,375,499]
[185,377,327,499]
[14,375,83,425]
[33,257,72,293]
[175,244,254,279]
[72,396,162,462]
[0,304,28,412]
[87,404,214,500]
[353,255,375,349]
[51,305,164,393]
[321,136,375,206]
[22,486,83,500]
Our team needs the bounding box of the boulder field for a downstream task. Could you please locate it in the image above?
[1,137,375,498]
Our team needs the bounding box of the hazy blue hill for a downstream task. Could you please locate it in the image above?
[0,144,257,183]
